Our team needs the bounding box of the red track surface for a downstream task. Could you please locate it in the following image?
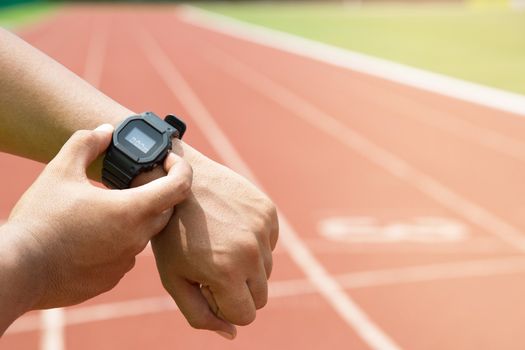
[3,5,525,349]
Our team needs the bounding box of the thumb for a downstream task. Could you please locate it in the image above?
[123,153,193,214]
[54,124,114,175]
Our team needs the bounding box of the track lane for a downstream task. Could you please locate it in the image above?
[4,5,525,350]
[175,18,525,238]
[143,10,525,349]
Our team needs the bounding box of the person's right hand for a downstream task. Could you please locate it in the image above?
[4,124,192,309]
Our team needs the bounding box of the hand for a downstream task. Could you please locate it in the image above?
[4,124,192,309]
[151,147,278,339]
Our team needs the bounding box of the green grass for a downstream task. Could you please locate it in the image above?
[0,2,58,29]
[197,2,525,95]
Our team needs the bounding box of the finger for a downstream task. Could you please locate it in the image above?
[200,285,219,315]
[201,285,230,322]
[247,262,269,309]
[256,238,273,278]
[164,276,236,339]
[269,208,279,251]
[262,247,273,279]
[53,124,114,175]
[123,153,193,213]
[212,282,257,326]
[142,207,174,241]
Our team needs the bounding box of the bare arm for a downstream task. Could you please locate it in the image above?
[0,28,128,170]
[0,27,278,339]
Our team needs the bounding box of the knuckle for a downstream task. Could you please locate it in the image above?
[233,310,256,326]
[175,166,193,196]
[243,241,261,263]
[252,197,277,232]
[177,176,192,198]
[213,261,237,284]
[263,200,278,225]
[125,235,148,256]
[255,296,268,310]
[71,129,94,146]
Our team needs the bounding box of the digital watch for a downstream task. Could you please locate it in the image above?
[102,112,186,189]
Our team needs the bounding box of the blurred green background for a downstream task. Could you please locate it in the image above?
[1,0,524,94]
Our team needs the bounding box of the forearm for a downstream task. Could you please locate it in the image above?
[0,28,129,161]
[0,224,43,335]
[0,27,200,181]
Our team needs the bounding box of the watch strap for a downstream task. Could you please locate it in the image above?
[102,148,140,189]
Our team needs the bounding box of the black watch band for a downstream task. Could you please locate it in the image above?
[102,112,186,189]
[102,148,140,190]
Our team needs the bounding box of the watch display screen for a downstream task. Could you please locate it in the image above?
[124,127,156,154]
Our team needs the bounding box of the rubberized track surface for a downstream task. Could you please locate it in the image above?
[3,5,525,349]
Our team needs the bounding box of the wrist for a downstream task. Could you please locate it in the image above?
[88,111,199,185]
[0,223,45,333]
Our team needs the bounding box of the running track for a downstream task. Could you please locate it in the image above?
[3,5,525,349]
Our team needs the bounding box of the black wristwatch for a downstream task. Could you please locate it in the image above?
[102,111,186,189]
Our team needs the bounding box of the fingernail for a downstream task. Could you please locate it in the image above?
[94,124,114,133]
[215,331,234,340]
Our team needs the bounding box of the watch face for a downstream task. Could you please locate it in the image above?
[124,126,156,154]
[117,120,164,160]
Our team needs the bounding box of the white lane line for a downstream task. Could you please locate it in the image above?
[40,309,64,350]
[9,255,525,335]
[381,91,525,164]
[302,237,509,255]
[83,16,109,88]
[199,44,525,255]
[179,6,525,117]
[137,29,401,350]
[8,298,177,336]
[65,296,176,326]
[184,6,525,166]
[183,6,525,167]
[271,255,525,297]
[336,255,525,289]
[40,13,111,350]
[181,7,525,167]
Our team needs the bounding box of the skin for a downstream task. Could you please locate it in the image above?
[0,125,193,334]
[0,27,278,338]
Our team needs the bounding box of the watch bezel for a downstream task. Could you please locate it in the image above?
[112,115,170,164]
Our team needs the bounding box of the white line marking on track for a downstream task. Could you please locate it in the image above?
[183,9,525,171]
[383,92,525,163]
[318,216,469,243]
[137,28,401,350]
[200,45,525,255]
[8,297,177,336]
[9,256,525,335]
[179,6,525,117]
[270,255,525,296]
[336,255,525,289]
[302,237,508,255]
[40,309,64,350]
[83,17,109,88]
[38,14,110,350]
[65,296,176,326]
